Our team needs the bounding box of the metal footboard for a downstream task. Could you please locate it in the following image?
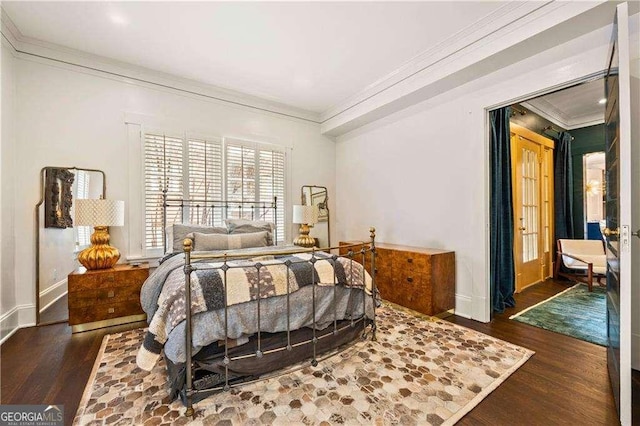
[182,228,378,417]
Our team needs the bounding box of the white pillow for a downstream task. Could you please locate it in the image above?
[225,219,276,245]
[192,231,269,251]
[169,224,227,252]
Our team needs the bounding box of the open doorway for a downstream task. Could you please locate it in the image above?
[496,78,609,347]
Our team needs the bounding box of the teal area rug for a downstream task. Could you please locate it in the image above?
[510,284,607,346]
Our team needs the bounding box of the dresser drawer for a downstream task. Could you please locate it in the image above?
[68,284,142,308]
[390,251,430,274]
[68,268,149,292]
[69,300,144,325]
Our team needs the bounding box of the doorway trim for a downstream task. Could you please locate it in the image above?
[483,69,607,319]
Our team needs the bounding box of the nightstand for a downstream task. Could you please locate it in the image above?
[68,263,149,333]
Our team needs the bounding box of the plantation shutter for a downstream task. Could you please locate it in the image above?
[144,132,287,253]
[259,148,285,242]
[187,138,223,226]
[144,133,183,250]
[225,142,257,220]
[75,170,91,247]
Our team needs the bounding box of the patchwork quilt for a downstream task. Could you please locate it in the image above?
[136,251,372,371]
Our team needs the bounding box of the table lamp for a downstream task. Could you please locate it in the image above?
[75,198,125,270]
[293,205,319,248]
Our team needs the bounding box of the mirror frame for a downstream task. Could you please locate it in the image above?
[300,185,330,247]
[35,166,106,326]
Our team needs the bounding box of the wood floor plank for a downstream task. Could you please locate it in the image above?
[0,278,636,425]
[449,279,628,425]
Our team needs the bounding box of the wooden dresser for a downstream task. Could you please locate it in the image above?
[68,263,149,333]
[339,242,455,316]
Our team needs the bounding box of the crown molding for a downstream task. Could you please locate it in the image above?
[320,1,612,136]
[1,8,20,53]
[320,1,538,121]
[521,98,570,129]
[0,9,321,125]
[522,99,604,130]
[565,115,605,130]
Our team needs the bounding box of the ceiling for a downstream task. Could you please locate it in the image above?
[2,1,506,114]
[523,78,605,130]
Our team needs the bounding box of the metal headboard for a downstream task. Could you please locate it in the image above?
[161,189,278,252]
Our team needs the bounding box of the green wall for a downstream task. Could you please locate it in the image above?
[570,124,605,238]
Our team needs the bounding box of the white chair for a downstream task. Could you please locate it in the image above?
[554,239,606,292]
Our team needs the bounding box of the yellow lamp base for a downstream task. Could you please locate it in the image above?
[293,223,316,248]
[78,226,120,270]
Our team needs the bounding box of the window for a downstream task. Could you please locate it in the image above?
[226,140,285,238]
[143,133,285,252]
[75,170,91,248]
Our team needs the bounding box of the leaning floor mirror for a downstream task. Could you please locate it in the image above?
[301,185,330,248]
[35,167,106,325]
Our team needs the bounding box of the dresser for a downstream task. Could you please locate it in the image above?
[68,263,149,333]
[339,242,455,316]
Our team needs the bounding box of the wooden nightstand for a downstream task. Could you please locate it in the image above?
[68,263,149,333]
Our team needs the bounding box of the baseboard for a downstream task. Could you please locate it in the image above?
[0,304,36,345]
[633,333,640,371]
[0,306,20,345]
[455,294,472,319]
[39,278,68,313]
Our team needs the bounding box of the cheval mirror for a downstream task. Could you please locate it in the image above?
[301,185,330,247]
[35,167,106,325]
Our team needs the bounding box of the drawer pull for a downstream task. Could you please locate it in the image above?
[407,277,414,283]
[108,307,115,314]
[407,258,413,264]
[104,275,115,282]
[107,290,115,298]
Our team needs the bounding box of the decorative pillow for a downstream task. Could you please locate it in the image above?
[172,224,227,252]
[192,231,269,251]
[225,219,276,246]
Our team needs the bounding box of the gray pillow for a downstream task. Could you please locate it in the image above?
[225,219,275,246]
[192,231,269,251]
[172,224,227,252]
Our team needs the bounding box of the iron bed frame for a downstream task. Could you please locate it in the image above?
[158,192,378,416]
[179,232,378,417]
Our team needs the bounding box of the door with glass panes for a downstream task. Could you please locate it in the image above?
[510,123,554,292]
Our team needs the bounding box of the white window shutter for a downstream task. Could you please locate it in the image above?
[144,133,287,252]
[144,133,183,250]
[259,148,285,242]
[75,170,91,247]
[187,138,223,225]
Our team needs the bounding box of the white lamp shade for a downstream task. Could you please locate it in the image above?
[292,205,318,225]
[75,199,125,227]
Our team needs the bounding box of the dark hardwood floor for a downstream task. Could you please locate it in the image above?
[39,294,69,324]
[449,279,639,426]
[1,279,637,425]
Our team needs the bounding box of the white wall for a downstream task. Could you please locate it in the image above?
[1,39,19,342]
[335,23,624,321]
[7,52,335,333]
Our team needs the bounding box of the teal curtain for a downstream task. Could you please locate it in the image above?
[554,132,574,240]
[490,107,516,313]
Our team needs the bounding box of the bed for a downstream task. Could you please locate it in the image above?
[136,194,378,417]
